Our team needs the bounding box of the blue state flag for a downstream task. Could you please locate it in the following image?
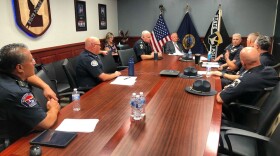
[177,12,204,54]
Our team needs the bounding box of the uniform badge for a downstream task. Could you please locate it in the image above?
[21,93,37,107]
[140,44,144,49]
[91,60,98,66]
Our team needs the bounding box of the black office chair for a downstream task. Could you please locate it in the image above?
[220,120,280,156]
[219,81,280,155]
[97,53,127,73]
[0,120,9,152]
[62,59,91,92]
[68,56,79,70]
[118,48,138,66]
[117,44,130,50]
[272,62,280,77]
[42,60,71,94]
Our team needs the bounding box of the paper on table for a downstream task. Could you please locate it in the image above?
[55,119,99,133]
[198,71,207,75]
[202,62,220,68]
[110,76,137,86]
[168,53,184,56]
[192,56,208,61]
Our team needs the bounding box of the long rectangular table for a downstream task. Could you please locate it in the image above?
[1,55,222,156]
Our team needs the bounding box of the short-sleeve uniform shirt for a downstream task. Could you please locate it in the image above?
[76,50,104,88]
[133,39,152,61]
[260,52,276,66]
[220,65,278,105]
[0,73,46,143]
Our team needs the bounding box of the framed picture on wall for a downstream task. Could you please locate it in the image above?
[74,0,87,31]
[98,4,107,30]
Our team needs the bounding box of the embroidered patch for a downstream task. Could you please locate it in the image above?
[140,44,144,49]
[21,93,37,107]
[225,79,241,89]
[91,60,98,66]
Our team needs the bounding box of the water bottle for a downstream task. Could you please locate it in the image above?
[207,51,212,62]
[133,95,142,120]
[139,92,146,117]
[130,93,136,119]
[128,57,134,76]
[154,52,158,61]
[206,65,211,78]
[72,88,80,111]
[187,49,192,59]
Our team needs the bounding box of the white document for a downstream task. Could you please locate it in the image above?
[168,52,184,56]
[198,71,207,75]
[202,62,220,68]
[55,119,99,133]
[192,56,208,62]
[110,76,137,86]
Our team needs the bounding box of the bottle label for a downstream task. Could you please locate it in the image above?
[72,94,80,101]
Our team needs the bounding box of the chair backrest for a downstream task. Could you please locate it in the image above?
[31,70,56,112]
[62,59,78,89]
[117,44,130,50]
[118,48,138,66]
[272,63,280,77]
[68,56,79,70]
[97,53,117,73]
[257,81,280,134]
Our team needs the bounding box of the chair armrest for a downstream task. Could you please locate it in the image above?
[224,128,270,155]
[264,86,274,91]
[229,102,260,111]
[77,87,92,92]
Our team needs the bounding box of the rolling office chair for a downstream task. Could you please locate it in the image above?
[219,81,280,155]
[272,62,280,77]
[118,48,138,66]
[97,53,127,73]
[62,59,91,92]
[42,60,71,94]
[117,44,130,50]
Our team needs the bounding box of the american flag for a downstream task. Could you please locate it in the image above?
[151,14,171,53]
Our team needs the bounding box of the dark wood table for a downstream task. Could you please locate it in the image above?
[1,55,222,156]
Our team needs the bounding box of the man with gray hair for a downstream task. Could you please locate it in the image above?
[253,35,276,66]
[0,43,60,150]
[133,30,162,61]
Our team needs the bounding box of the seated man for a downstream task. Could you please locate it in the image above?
[133,30,162,61]
[215,33,243,73]
[212,34,276,88]
[216,47,278,105]
[0,43,60,149]
[164,32,184,55]
[76,37,121,88]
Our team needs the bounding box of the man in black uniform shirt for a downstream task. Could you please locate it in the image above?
[216,47,278,105]
[215,33,243,73]
[76,37,121,88]
[133,30,162,61]
[0,43,60,151]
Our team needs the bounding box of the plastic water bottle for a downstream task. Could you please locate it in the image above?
[188,49,192,59]
[207,51,212,62]
[133,95,142,120]
[139,92,146,117]
[206,65,211,78]
[130,93,136,119]
[128,57,134,76]
[72,88,80,111]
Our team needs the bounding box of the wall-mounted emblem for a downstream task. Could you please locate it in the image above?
[13,0,52,37]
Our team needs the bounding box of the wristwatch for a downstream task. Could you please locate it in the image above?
[221,72,225,78]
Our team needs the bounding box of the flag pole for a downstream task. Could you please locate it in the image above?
[218,4,222,32]
[159,4,164,15]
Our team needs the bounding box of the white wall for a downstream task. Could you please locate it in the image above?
[0,0,118,50]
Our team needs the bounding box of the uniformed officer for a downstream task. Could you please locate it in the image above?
[215,33,243,73]
[216,47,278,105]
[133,30,162,61]
[253,35,276,66]
[76,37,121,88]
[0,43,60,150]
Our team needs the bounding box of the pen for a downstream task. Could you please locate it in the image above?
[124,77,131,80]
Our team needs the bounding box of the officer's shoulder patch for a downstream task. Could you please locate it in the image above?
[140,44,144,49]
[91,60,98,66]
[21,93,37,107]
[227,79,241,88]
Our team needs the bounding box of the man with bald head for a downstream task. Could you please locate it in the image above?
[133,30,162,61]
[76,37,121,88]
[216,47,278,105]
[164,32,184,55]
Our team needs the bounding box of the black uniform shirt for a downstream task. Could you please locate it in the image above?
[260,52,277,66]
[0,73,46,143]
[220,65,278,105]
[133,39,152,61]
[76,50,103,88]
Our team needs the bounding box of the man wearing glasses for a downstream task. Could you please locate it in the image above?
[76,37,121,88]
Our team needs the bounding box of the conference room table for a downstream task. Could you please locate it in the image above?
[2,54,222,156]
